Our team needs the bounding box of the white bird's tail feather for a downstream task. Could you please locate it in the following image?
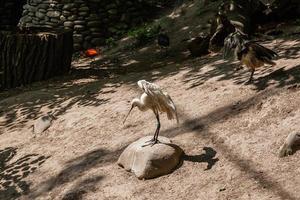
[166,93,179,124]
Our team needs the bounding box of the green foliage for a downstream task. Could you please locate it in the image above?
[127,23,160,45]
[105,37,117,48]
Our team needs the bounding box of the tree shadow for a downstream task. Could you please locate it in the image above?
[253,65,300,91]
[28,146,126,199]
[61,176,104,200]
[271,37,300,59]
[1,1,300,199]
[180,38,300,91]
[2,2,299,134]
[0,147,49,200]
[0,69,118,131]
[183,147,219,170]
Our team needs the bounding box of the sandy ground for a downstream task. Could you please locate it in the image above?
[1,1,300,199]
[1,35,300,200]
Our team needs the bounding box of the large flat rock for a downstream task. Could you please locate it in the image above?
[117,136,183,179]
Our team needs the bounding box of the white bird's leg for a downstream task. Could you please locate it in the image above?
[145,111,161,145]
[153,113,161,144]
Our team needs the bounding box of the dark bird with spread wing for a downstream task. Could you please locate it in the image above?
[224,30,278,83]
[123,80,179,145]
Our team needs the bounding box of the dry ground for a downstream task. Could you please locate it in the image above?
[1,1,300,200]
[1,36,300,200]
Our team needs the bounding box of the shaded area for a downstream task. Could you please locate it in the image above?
[20,84,299,199]
[0,29,73,90]
[272,37,300,59]
[253,65,300,90]
[0,70,118,131]
[0,0,26,30]
[28,147,125,199]
[291,143,300,156]
[1,37,300,134]
[1,1,299,133]
[0,1,299,200]
[184,147,219,170]
[0,147,49,200]
[62,176,104,200]
[182,38,300,91]
[0,35,299,199]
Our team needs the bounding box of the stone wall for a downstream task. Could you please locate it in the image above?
[18,0,166,50]
[0,0,26,30]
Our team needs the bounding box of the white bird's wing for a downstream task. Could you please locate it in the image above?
[137,80,179,123]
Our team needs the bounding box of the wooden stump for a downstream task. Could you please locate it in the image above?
[0,29,73,90]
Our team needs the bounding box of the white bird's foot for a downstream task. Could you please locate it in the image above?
[142,138,160,147]
[150,140,160,146]
[145,138,156,143]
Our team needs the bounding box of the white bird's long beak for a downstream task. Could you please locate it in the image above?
[123,106,134,124]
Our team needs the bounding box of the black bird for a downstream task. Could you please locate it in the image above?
[157,26,170,56]
[224,30,278,83]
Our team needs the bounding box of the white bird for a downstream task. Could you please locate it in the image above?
[123,80,179,145]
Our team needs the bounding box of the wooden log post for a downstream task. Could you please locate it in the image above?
[0,29,73,90]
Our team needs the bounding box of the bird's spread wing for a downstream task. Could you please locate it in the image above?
[247,42,278,62]
[137,80,178,123]
[223,30,248,59]
[137,80,162,100]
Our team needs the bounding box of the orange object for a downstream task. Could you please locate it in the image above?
[85,48,98,57]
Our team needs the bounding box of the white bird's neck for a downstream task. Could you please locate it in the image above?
[133,98,147,111]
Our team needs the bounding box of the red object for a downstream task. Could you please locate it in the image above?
[85,48,98,57]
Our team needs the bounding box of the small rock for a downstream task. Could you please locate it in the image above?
[63,3,75,11]
[117,136,183,179]
[46,11,61,18]
[78,12,89,16]
[62,10,72,16]
[78,6,89,12]
[33,115,54,134]
[74,20,85,25]
[64,21,74,28]
[38,4,49,10]
[35,12,45,19]
[67,15,77,21]
[87,21,101,27]
[50,18,60,23]
[74,25,85,31]
[73,34,83,43]
[38,8,47,13]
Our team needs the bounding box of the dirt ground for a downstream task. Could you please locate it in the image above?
[1,1,300,200]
